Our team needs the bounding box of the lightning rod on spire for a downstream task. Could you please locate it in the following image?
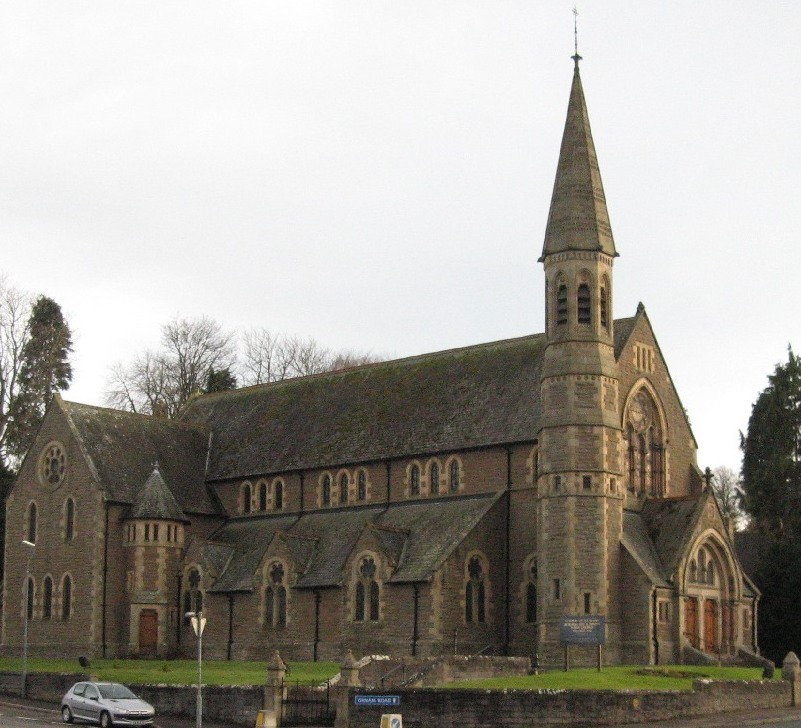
[572,6,582,68]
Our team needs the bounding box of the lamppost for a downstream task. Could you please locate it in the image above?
[21,539,35,697]
[186,610,206,728]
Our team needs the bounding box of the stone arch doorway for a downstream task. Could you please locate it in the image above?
[138,609,158,656]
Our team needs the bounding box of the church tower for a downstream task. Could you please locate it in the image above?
[536,55,625,663]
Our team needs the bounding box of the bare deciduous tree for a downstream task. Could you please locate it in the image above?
[0,276,31,466]
[106,317,236,417]
[712,465,746,532]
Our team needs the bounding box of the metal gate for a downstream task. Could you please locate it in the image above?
[281,679,336,726]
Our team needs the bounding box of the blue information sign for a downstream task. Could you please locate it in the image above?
[560,615,606,646]
[354,695,401,707]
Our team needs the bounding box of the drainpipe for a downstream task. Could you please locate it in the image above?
[504,447,512,656]
[313,590,321,662]
[651,589,659,665]
[227,594,234,660]
[102,504,110,658]
[299,472,305,515]
[412,585,420,656]
[176,573,183,648]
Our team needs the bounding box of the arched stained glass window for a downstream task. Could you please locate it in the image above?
[449,460,460,492]
[357,470,367,501]
[430,462,440,495]
[62,574,72,620]
[410,465,420,496]
[43,575,53,619]
[339,473,349,505]
[322,475,332,506]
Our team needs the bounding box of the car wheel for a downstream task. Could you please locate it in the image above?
[99,711,113,728]
[61,705,73,723]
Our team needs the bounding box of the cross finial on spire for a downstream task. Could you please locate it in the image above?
[572,6,582,68]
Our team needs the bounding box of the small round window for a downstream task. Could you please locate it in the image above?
[39,443,66,487]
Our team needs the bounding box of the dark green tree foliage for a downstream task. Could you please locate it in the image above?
[741,348,801,535]
[741,348,801,662]
[205,367,237,393]
[7,296,73,460]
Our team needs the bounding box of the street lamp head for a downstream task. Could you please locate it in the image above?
[22,540,35,549]
[185,611,196,619]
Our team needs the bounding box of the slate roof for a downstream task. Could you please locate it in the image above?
[63,400,218,515]
[128,465,188,522]
[639,497,701,575]
[180,323,637,482]
[202,494,499,593]
[622,511,670,587]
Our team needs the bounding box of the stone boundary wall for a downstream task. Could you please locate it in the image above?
[0,672,263,726]
[339,680,792,728]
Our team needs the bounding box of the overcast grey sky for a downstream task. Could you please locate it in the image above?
[1,2,798,472]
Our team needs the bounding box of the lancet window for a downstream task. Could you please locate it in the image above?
[465,555,487,624]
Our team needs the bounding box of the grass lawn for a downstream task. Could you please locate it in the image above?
[0,658,338,686]
[442,665,772,692]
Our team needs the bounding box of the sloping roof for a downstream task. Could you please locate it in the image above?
[181,334,551,481]
[541,61,617,260]
[128,465,188,522]
[62,400,218,515]
[640,497,700,575]
[203,494,499,593]
[622,511,670,587]
[205,515,300,592]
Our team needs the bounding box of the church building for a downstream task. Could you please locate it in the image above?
[1,57,759,667]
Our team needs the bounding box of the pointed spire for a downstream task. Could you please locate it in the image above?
[130,464,187,522]
[540,59,617,261]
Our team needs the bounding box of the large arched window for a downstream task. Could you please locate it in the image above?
[27,502,37,544]
[410,464,420,496]
[43,575,53,619]
[354,556,379,622]
[625,390,665,496]
[61,574,72,620]
[65,498,75,540]
[265,562,287,628]
[465,555,486,623]
[429,461,440,495]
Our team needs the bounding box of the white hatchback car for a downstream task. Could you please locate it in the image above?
[60,681,155,727]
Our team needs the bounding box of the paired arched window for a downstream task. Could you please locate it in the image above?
[465,555,486,623]
[259,482,268,511]
[27,502,37,543]
[65,498,75,540]
[265,562,287,628]
[339,473,349,504]
[61,574,72,620]
[183,567,203,622]
[354,556,380,622]
[690,548,716,585]
[274,480,284,510]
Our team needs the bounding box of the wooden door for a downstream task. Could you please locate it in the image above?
[704,599,717,654]
[138,609,158,656]
[685,597,699,648]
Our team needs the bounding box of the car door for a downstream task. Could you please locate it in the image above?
[69,683,88,720]
[83,683,102,723]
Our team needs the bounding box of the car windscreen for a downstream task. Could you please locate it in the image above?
[97,684,138,700]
